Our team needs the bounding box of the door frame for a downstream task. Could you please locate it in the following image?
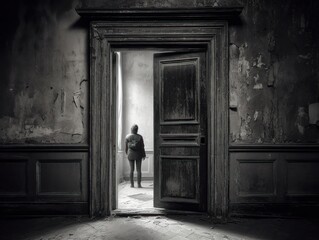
[77,7,243,218]
[112,47,209,212]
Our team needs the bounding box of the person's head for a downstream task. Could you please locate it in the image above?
[131,124,138,134]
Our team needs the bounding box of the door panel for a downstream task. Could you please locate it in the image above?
[161,62,198,122]
[154,51,207,211]
[161,156,199,202]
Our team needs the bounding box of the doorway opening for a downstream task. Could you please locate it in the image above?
[113,47,209,214]
[114,50,157,211]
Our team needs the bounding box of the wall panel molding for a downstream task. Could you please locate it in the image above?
[237,159,277,198]
[229,144,319,152]
[0,159,28,198]
[0,202,88,215]
[230,150,319,216]
[284,156,319,200]
[0,151,89,215]
[76,7,243,21]
[0,144,89,152]
[36,159,82,197]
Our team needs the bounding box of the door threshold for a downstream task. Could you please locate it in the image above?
[113,208,205,216]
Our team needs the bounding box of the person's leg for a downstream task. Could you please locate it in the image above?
[129,160,135,187]
[136,158,142,188]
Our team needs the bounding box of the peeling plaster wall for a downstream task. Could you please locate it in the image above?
[0,0,318,144]
[0,0,88,143]
[229,0,319,144]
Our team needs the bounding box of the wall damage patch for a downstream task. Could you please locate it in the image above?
[0,1,88,144]
[229,0,319,144]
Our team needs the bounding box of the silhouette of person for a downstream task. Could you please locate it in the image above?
[125,124,146,188]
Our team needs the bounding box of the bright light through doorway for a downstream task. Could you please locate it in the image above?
[115,51,157,211]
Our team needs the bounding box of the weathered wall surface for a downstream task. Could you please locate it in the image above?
[0,0,88,143]
[0,0,318,144]
[229,0,319,144]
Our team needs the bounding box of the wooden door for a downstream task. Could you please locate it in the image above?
[154,51,207,211]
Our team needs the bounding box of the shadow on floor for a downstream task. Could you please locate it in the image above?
[0,215,318,240]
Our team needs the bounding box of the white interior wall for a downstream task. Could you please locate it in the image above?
[117,51,155,182]
[116,52,124,182]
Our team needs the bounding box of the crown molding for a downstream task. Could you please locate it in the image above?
[76,7,243,21]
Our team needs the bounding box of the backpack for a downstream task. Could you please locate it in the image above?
[128,139,140,151]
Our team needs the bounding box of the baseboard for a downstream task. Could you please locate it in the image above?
[229,203,319,218]
[229,144,319,152]
[113,208,204,216]
[0,202,89,216]
[0,144,89,152]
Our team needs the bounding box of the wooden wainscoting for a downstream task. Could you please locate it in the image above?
[0,145,89,215]
[229,145,319,216]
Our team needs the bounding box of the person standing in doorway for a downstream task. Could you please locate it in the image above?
[125,124,146,188]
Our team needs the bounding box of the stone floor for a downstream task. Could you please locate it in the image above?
[1,181,318,240]
[118,181,153,209]
[0,215,318,240]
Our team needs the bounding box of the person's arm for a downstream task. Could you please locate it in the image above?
[141,136,146,159]
[125,138,128,155]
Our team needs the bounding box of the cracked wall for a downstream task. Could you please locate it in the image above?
[229,0,319,144]
[0,0,318,144]
[0,0,88,143]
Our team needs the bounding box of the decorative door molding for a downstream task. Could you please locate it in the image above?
[76,7,242,218]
